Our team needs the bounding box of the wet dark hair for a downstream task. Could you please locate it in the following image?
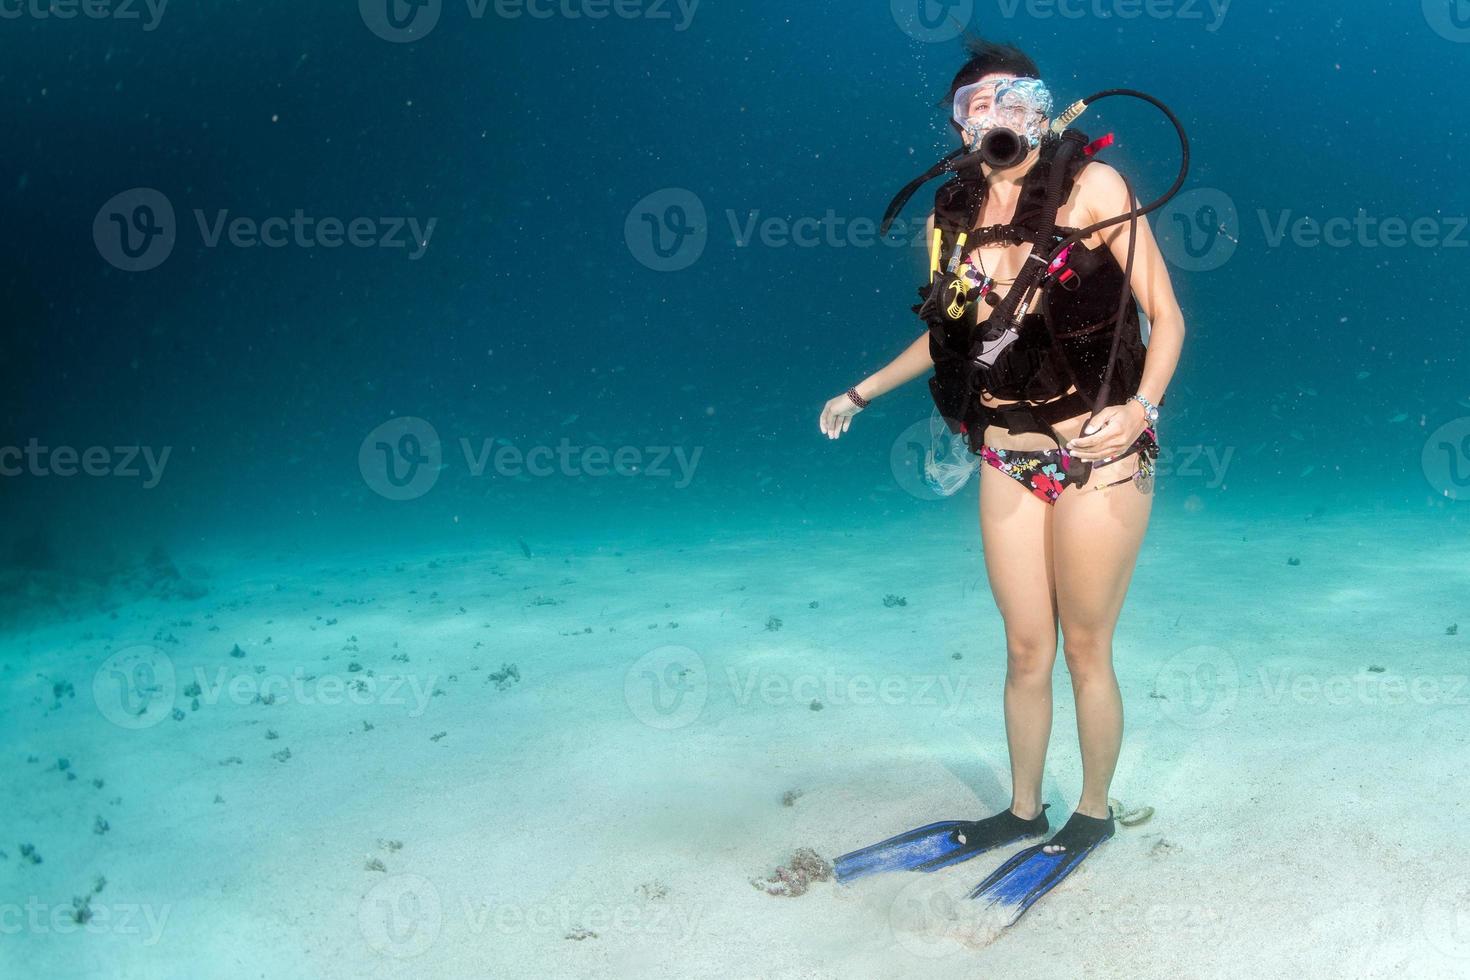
[944,39,1042,132]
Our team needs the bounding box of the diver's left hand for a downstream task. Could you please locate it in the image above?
[1065,401,1146,461]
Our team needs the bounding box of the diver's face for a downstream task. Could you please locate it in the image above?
[962,74,1012,123]
[959,73,1016,147]
[957,73,1049,152]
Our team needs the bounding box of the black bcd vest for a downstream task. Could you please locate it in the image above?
[914,133,1154,451]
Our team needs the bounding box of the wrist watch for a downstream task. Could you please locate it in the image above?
[1129,394,1160,425]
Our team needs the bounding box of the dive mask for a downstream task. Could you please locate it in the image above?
[952,76,1054,168]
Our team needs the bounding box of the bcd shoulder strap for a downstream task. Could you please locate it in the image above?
[925,131,1094,279]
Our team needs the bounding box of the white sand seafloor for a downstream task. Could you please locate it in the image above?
[2,504,1468,979]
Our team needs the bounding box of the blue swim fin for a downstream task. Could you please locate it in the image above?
[834,805,1049,885]
[966,810,1115,926]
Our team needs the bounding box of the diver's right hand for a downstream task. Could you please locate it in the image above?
[819,391,864,440]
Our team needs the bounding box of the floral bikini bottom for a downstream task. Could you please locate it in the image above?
[978,427,1159,505]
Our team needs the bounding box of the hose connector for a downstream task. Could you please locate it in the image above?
[1051,99,1089,133]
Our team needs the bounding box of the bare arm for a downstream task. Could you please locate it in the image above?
[820,328,932,439]
[1080,162,1185,409]
[852,329,932,402]
[855,209,940,401]
[1062,163,1186,457]
[818,214,937,439]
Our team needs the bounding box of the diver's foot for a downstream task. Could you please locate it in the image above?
[955,803,1050,849]
[1008,802,1044,822]
[1071,800,1113,821]
[1040,810,1115,855]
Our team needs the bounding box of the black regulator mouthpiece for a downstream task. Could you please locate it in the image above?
[979,127,1029,169]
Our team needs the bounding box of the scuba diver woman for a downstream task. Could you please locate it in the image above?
[816,39,1188,926]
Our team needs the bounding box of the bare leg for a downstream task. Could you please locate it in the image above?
[1048,465,1154,844]
[978,463,1059,822]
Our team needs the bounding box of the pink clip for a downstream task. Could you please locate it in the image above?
[1047,244,1074,275]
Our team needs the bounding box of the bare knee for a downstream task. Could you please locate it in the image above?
[1061,633,1115,685]
[1005,638,1057,686]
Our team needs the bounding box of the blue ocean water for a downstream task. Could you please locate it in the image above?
[2,2,1469,976]
[3,0,1467,564]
